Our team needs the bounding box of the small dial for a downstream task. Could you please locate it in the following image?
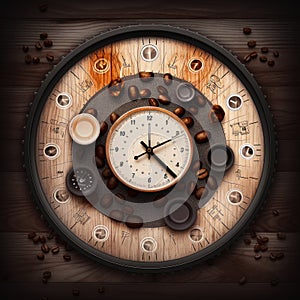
[106,107,193,192]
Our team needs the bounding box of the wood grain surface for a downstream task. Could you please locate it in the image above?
[0,0,299,299]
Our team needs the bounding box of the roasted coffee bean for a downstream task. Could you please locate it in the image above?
[273,50,279,58]
[254,254,262,260]
[196,168,209,180]
[33,235,40,243]
[153,195,168,207]
[39,3,48,12]
[109,210,124,222]
[40,235,46,243]
[140,88,151,98]
[247,40,256,48]
[138,71,154,81]
[260,244,268,252]
[268,59,275,67]
[158,94,171,105]
[125,215,143,228]
[261,47,269,53]
[272,209,279,216]
[254,243,261,252]
[72,289,80,296]
[148,98,159,107]
[95,144,106,159]
[195,94,206,107]
[194,187,206,200]
[275,252,284,260]
[37,253,45,260]
[182,117,194,128]
[46,54,54,62]
[188,106,198,115]
[173,106,185,117]
[243,53,251,63]
[100,121,108,136]
[163,73,173,85]
[28,231,36,239]
[122,205,134,215]
[108,78,124,97]
[128,85,139,100]
[259,55,267,62]
[194,130,210,144]
[98,287,105,294]
[262,236,269,244]
[206,176,217,190]
[243,27,252,35]
[209,104,225,122]
[43,40,53,47]
[277,232,286,240]
[127,188,139,198]
[22,45,29,53]
[63,254,72,261]
[250,51,258,59]
[32,56,40,64]
[35,41,43,50]
[269,253,277,261]
[51,246,60,254]
[43,271,52,279]
[239,275,247,285]
[100,194,113,209]
[102,167,113,179]
[243,238,251,245]
[107,176,118,190]
[40,32,48,40]
[85,108,97,117]
[25,54,32,64]
[157,85,168,95]
[95,156,105,168]
[41,243,50,253]
[110,112,119,124]
[256,235,264,245]
[47,231,55,240]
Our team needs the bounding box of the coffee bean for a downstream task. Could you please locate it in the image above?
[28,231,36,239]
[85,108,97,117]
[261,47,269,53]
[51,246,60,254]
[269,253,277,261]
[247,40,256,48]
[33,235,40,243]
[108,78,124,97]
[109,210,124,222]
[95,157,104,168]
[25,54,32,64]
[102,167,113,179]
[39,3,48,12]
[254,243,261,252]
[243,27,252,35]
[238,275,247,285]
[262,236,269,244]
[182,117,194,128]
[173,106,185,117]
[272,209,279,216]
[243,53,251,63]
[138,71,154,81]
[37,253,45,260]
[195,94,206,107]
[122,205,134,215]
[153,195,168,207]
[254,254,262,260]
[110,112,119,124]
[209,104,225,122]
[41,243,50,253]
[259,55,267,63]
[43,271,52,279]
[46,54,54,62]
[47,231,55,240]
[100,194,113,209]
[95,144,106,159]
[40,32,48,40]
[196,168,209,180]
[40,235,46,243]
[43,40,53,47]
[72,289,80,296]
[128,85,139,100]
[277,232,286,240]
[99,121,108,136]
[32,56,40,64]
[63,254,72,261]
[158,94,171,105]
[163,73,173,85]
[206,176,217,190]
[148,98,159,107]
[107,176,118,190]
[98,287,105,294]
[157,85,168,95]
[268,59,275,67]
[125,215,143,228]
[275,252,284,260]
[35,41,43,50]
[260,244,268,252]
[194,186,206,200]
[250,51,258,58]
[140,88,151,98]
[243,238,251,245]
[256,235,264,245]
[194,130,210,143]
[22,45,29,53]
[273,50,279,58]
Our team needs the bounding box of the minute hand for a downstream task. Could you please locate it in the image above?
[152,133,185,150]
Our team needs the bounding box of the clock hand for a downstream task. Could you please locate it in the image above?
[148,123,151,160]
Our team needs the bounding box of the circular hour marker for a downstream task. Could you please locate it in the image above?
[189,226,203,243]
[188,58,203,72]
[141,44,159,62]
[176,82,195,102]
[226,94,243,111]
[93,58,110,74]
[53,188,70,203]
[93,225,109,242]
[141,237,157,252]
[43,143,60,160]
[240,143,255,159]
[56,92,72,109]
[227,189,243,205]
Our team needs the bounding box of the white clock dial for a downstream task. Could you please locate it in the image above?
[106,107,193,192]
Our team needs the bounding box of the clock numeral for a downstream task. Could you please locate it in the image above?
[164,173,168,179]
[148,177,152,183]
[147,115,153,121]
[180,147,184,153]
[131,119,135,125]
[176,162,180,167]
[115,147,119,152]
[166,120,168,125]
[132,173,135,178]
[120,161,124,167]
[120,131,125,136]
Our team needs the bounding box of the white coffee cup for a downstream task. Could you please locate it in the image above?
[69,113,100,145]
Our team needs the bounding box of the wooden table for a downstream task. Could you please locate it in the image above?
[0,1,299,299]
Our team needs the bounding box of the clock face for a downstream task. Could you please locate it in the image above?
[25,25,275,271]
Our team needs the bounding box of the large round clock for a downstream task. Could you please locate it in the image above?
[24,25,275,271]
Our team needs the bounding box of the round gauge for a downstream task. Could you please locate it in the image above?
[24,25,275,272]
